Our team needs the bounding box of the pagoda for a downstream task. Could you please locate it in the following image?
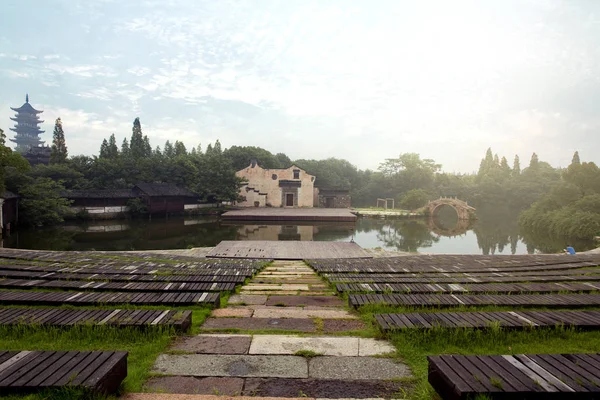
[9,94,45,153]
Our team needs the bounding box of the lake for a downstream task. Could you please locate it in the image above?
[3,212,595,254]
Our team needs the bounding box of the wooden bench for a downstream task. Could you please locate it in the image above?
[0,350,127,394]
[348,293,600,308]
[0,308,192,332]
[0,278,236,292]
[376,310,600,331]
[0,290,220,307]
[428,353,600,399]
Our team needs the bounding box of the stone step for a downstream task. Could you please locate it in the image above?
[228,295,268,305]
[136,378,404,398]
[170,334,395,357]
[265,296,345,307]
[200,318,366,333]
[249,335,395,356]
[238,291,334,296]
[153,354,410,380]
[211,307,356,319]
[242,284,311,291]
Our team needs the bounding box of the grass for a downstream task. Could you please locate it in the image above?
[293,349,324,358]
[0,303,213,400]
[352,303,600,400]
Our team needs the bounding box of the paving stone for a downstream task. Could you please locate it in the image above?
[201,317,316,332]
[322,319,366,332]
[243,378,404,398]
[241,291,335,296]
[211,308,254,318]
[309,357,410,380]
[171,334,252,354]
[144,376,244,395]
[153,354,308,378]
[249,335,359,356]
[266,296,345,307]
[243,284,311,291]
[228,295,268,305]
[358,338,396,356]
[125,394,312,400]
[253,308,356,319]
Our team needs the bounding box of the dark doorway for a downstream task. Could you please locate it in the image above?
[326,197,334,208]
[254,201,260,207]
[286,193,294,206]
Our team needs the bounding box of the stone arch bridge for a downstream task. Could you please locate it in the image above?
[425,197,477,220]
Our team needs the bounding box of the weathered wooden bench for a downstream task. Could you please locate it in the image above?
[349,293,600,308]
[0,308,192,332]
[0,350,127,394]
[428,353,600,399]
[0,290,220,307]
[376,310,600,331]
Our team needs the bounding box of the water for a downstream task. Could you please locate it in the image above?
[3,213,595,254]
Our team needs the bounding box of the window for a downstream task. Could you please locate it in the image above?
[272,174,278,180]
[293,169,300,179]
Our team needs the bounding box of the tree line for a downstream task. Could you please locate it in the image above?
[1,116,599,243]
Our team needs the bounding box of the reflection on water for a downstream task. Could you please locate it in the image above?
[1,213,596,254]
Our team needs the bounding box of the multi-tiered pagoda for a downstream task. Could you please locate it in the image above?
[9,94,45,153]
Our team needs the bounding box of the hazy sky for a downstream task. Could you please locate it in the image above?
[1,0,599,172]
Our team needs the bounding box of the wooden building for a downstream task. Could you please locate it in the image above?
[235,160,315,207]
[132,183,198,214]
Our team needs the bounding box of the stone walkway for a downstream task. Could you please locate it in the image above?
[142,260,411,399]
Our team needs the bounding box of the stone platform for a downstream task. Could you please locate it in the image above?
[221,208,357,222]
[207,241,371,259]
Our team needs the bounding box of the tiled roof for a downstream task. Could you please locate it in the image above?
[62,190,135,199]
[134,183,196,197]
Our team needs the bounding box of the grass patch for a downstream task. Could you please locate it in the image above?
[293,349,324,358]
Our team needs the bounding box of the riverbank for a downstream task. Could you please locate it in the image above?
[352,208,423,218]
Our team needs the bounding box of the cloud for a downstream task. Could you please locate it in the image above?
[44,64,117,78]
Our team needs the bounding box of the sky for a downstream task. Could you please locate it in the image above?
[1,0,599,173]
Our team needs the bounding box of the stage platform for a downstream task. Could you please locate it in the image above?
[221,208,357,222]
[207,240,371,259]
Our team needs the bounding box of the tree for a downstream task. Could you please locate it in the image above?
[513,155,521,176]
[174,141,187,156]
[399,189,430,210]
[130,118,145,159]
[162,141,174,158]
[107,134,119,159]
[121,138,130,157]
[18,177,72,226]
[500,156,511,176]
[571,151,581,166]
[99,139,110,158]
[50,117,68,164]
[529,152,539,169]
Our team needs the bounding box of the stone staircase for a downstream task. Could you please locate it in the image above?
[130,260,411,399]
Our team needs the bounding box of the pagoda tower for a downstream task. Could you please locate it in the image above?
[9,94,45,153]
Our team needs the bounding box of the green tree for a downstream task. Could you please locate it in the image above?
[130,118,145,159]
[121,138,130,157]
[529,152,539,169]
[174,141,187,156]
[50,117,68,164]
[512,155,521,176]
[399,189,430,210]
[164,141,175,158]
[99,139,109,158]
[571,151,581,166]
[107,134,119,159]
[18,177,72,226]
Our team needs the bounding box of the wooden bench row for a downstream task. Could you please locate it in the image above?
[337,281,600,294]
[0,290,220,307]
[376,310,600,331]
[0,307,192,331]
[330,274,600,284]
[0,263,257,277]
[307,255,600,273]
[428,353,600,399]
[0,268,248,283]
[348,293,600,308]
[0,350,127,394]
[0,278,236,293]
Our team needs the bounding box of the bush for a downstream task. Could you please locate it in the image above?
[126,197,148,217]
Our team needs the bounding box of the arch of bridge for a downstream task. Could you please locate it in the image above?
[426,198,476,221]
